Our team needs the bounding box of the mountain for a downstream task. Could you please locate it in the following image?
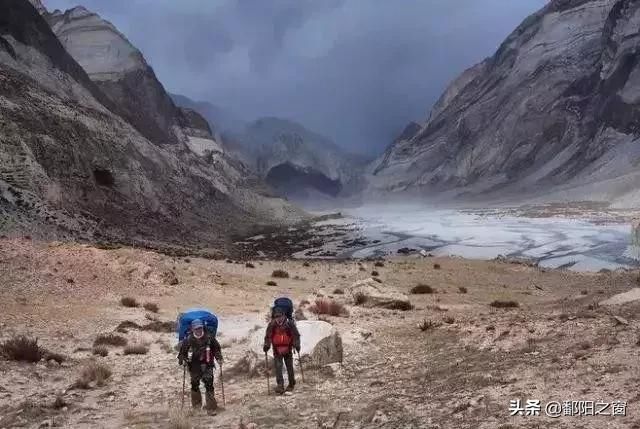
[238,117,369,201]
[370,0,640,208]
[170,93,247,138]
[45,6,187,145]
[0,0,304,249]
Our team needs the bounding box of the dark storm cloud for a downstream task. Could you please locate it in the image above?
[44,0,546,154]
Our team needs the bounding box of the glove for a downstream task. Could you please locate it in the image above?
[263,344,269,353]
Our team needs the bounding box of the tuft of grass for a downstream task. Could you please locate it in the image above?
[489,300,519,309]
[433,263,441,270]
[354,292,368,305]
[302,262,310,267]
[143,302,159,313]
[169,407,192,429]
[120,296,139,308]
[115,320,141,333]
[333,288,344,295]
[371,270,379,277]
[372,277,382,283]
[374,261,384,267]
[458,286,468,294]
[123,343,149,355]
[443,316,455,324]
[51,395,67,410]
[142,320,174,333]
[245,262,255,268]
[411,284,435,294]
[382,301,414,311]
[94,333,128,347]
[581,290,588,295]
[266,280,278,286]
[75,361,112,388]
[309,298,349,317]
[419,319,440,332]
[271,269,289,278]
[92,346,109,357]
[0,335,43,362]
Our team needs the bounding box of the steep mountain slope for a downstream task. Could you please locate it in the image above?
[239,117,369,200]
[45,6,186,145]
[370,0,640,207]
[0,0,304,247]
[170,93,247,138]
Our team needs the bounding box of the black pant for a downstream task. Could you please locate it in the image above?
[189,362,214,392]
[274,352,295,387]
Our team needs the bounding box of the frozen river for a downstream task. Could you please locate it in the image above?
[305,204,637,272]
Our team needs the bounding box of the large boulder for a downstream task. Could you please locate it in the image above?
[348,278,413,310]
[228,320,343,378]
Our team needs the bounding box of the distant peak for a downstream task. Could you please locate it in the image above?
[67,6,93,19]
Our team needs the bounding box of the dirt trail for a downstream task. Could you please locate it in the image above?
[1,238,640,428]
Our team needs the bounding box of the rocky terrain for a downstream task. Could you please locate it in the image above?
[2,237,640,428]
[0,0,305,249]
[369,0,640,208]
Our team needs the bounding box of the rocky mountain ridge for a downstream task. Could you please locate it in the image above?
[0,0,305,249]
[370,0,640,208]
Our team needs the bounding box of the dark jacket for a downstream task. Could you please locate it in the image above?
[264,319,301,352]
[178,332,223,364]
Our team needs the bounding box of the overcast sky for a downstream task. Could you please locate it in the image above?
[44,0,546,154]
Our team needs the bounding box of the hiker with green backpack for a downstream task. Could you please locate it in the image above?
[263,303,301,394]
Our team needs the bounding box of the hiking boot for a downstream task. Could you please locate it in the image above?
[286,384,295,392]
[274,385,285,395]
[204,391,217,415]
[191,391,202,409]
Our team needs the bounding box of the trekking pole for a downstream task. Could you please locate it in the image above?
[181,363,186,409]
[264,352,270,395]
[296,350,305,383]
[219,364,226,406]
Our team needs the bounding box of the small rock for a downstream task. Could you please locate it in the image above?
[419,249,428,257]
[613,316,629,326]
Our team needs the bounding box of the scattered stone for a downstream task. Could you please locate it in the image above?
[348,278,412,310]
[613,316,629,326]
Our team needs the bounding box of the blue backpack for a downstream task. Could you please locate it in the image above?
[271,297,294,319]
[176,308,218,341]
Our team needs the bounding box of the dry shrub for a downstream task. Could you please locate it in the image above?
[433,263,441,270]
[266,280,277,286]
[142,320,174,333]
[120,296,139,308]
[359,267,366,272]
[309,298,349,317]
[245,262,255,268]
[143,302,159,313]
[302,261,310,267]
[94,333,128,347]
[443,316,455,324]
[272,269,289,278]
[371,270,379,277]
[411,284,435,294]
[581,290,588,295]
[333,288,344,295]
[0,335,43,362]
[51,395,67,410]
[115,320,141,333]
[123,343,149,355]
[374,261,384,267]
[382,301,414,311]
[92,346,109,357]
[372,277,382,283]
[419,319,440,332]
[489,300,519,309]
[75,361,112,388]
[169,408,192,429]
[458,286,468,294]
[354,292,367,305]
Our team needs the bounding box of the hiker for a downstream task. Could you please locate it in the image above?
[178,319,223,414]
[263,306,301,394]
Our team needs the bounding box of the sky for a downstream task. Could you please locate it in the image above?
[44,0,546,155]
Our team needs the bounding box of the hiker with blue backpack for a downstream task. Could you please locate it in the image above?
[263,298,301,394]
[177,312,223,415]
